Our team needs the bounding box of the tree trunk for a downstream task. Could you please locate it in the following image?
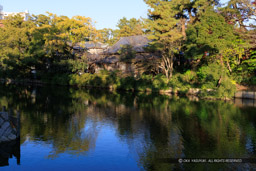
[160,52,173,80]
[188,9,194,24]
[181,18,186,40]
[217,53,224,87]
[226,61,232,73]
[170,53,174,78]
[217,76,222,88]
[219,53,224,66]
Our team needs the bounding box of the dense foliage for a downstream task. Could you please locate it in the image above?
[0,13,98,79]
[0,0,256,98]
[143,0,256,97]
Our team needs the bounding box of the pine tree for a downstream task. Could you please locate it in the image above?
[144,0,183,79]
[116,17,145,38]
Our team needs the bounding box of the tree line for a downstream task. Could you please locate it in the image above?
[0,0,255,98]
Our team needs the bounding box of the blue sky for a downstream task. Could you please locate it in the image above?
[0,0,149,29]
[1,0,230,29]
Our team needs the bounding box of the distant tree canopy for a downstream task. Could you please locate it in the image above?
[0,0,256,87]
[98,28,119,46]
[0,13,98,78]
[98,17,146,46]
[117,17,145,38]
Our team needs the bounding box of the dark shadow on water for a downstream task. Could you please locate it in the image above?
[0,138,20,167]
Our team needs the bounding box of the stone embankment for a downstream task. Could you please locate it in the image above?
[0,111,19,143]
[234,91,256,107]
[167,88,256,99]
[235,91,256,100]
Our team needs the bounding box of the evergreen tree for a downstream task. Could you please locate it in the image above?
[185,9,237,65]
[98,28,119,45]
[116,17,145,38]
[144,0,183,79]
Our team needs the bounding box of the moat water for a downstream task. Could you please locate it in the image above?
[0,85,255,170]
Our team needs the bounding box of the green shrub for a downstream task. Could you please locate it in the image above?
[89,76,103,87]
[69,73,92,87]
[182,70,197,83]
[197,63,223,83]
[197,63,236,98]
[51,74,71,85]
[152,74,169,90]
[197,63,225,89]
[67,59,87,73]
[216,77,236,98]
[119,76,136,90]
[168,73,185,90]
[250,77,256,85]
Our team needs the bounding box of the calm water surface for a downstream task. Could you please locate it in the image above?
[0,85,255,170]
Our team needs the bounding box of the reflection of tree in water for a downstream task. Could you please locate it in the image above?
[78,92,184,170]
[46,113,100,159]
[0,85,100,158]
[0,85,255,170]
[137,99,256,170]
[78,91,256,170]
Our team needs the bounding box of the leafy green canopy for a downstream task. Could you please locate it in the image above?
[0,15,35,78]
[117,17,145,38]
[0,13,98,78]
[185,9,237,59]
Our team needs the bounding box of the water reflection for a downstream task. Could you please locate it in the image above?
[234,98,256,107]
[0,85,255,170]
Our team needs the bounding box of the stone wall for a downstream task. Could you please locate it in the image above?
[0,112,19,143]
[235,91,256,100]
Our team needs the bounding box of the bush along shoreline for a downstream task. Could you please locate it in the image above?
[0,66,240,100]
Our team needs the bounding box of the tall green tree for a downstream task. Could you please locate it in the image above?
[185,9,237,64]
[117,17,145,38]
[98,28,119,45]
[166,0,220,39]
[144,0,183,79]
[39,13,98,58]
[0,15,35,78]
[241,49,256,79]
[0,13,99,78]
